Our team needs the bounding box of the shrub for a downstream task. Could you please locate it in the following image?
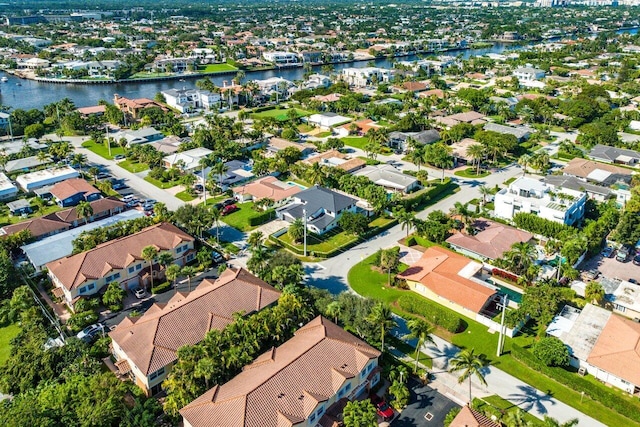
[248,209,275,227]
[513,213,575,238]
[397,295,464,333]
[444,407,462,427]
[67,310,99,333]
[151,281,172,294]
[511,344,640,423]
[533,337,569,367]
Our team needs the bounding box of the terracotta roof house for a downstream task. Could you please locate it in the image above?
[437,111,486,127]
[398,246,498,317]
[418,89,446,99]
[562,158,632,186]
[303,150,366,173]
[77,105,106,116]
[450,405,500,427]
[340,118,382,136]
[0,197,125,240]
[46,222,195,309]
[180,316,381,427]
[266,137,316,158]
[113,94,167,120]
[233,176,302,204]
[446,218,533,261]
[110,267,281,396]
[552,303,640,394]
[49,178,102,207]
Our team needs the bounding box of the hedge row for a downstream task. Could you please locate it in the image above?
[400,178,455,211]
[248,209,275,227]
[513,212,575,238]
[511,344,640,423]
[151,281,172,294]
[251,105,279,113]
[397,294,464,333]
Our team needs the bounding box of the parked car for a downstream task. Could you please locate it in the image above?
[194,184,204,193]
[76,323,105,343]
[601,246,614,258]
[144,199,157,206]
[96,172,111,180]
[213,202,224,211]
[617,246,631,262]
[630,278,638,284]
[142,203,154,211]
[633,254,640,266]
[222,198,236,207]
[134,288,147,299]
[584,269,600,281]
[373,399,394,421]
[114,154,125,161]
[221,204,238,215]
[211,250,224,263]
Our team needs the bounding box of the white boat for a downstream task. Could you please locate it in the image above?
[0,77,8,82]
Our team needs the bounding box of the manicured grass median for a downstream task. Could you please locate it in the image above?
[453,167,490,178]
[0,323,20,365]
[176,190,196,202]
[81,140,125,160]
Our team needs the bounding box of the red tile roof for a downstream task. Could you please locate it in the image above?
[232,176,301,202]
[398,246,496,313]
[446,218,533,260]
[451,405,501,427]
[110,268,280,375]
[50,178,100,202]
[180,316,380,427]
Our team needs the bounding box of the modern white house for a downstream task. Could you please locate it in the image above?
[306,112,351,129]
[262,51,300,65]
[513,67,546,82]
[0,173,18,200]
[494,176,586,225]
[163,147,214,172]
[340,67,395,87]
[161,88,222,113]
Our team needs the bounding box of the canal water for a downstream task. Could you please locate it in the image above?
[0,28,636,110]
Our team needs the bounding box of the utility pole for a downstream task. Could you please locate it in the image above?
[106,125,111,157]
[303,208,307,257]
[496,294,508,357]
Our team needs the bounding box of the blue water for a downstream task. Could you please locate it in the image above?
[286,181,307,190]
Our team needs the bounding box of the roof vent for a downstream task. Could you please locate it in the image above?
[298,395,304,400]
[340,363,348,369]
[277,393,285,398]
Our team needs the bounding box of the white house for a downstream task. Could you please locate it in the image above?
[513,67,546,82]
[163,147,214,172]
[262,51,300,65]
[306,112,351,129]
[161,88,222,113]
[16,166,80,192]
[304,73,331,89]
[494,176,586,225]
[0,173,18,200]
[340,67,395,88]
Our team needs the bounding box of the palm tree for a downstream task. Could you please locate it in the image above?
[306,162,325,186]
[478,184,491,207]
[450,201,472,229]
[76,201,93,223]
[540,416,579,427]
[141,245,159,291]
[211,161,229,191]
[88,166,100,183]
[247,231,264,251]
[530,151,550,173]
[166,264,181,294]
[396,209,416,239]
[406,318,435,373]
[504,242,537,275]
[448,348,490,403]
[585,282,605,305]
[157,251,174,279]
[181,265,196,292]
[503,409,534,427]
[288,219,305,244]
[518,154,531,176]
[366,303,397,354]
[198,154,215,204]
[72,153,87,175]
[408,146,426,171]
[325,301,342,324]
[210,207,221,243]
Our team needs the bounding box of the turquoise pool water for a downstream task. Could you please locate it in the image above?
[287,181,308,190]
[487,279,523,304]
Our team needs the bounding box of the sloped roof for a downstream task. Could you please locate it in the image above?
[450,405,501,427]
[46,222,193,291]
[398,246,496,313]
[562,158,631,182]
[446,218,533,260]
[110,268,280,375]
[587,314,640,386]
[0,216,68,239]
[180,316,380,427]
[232,176,301,202]
[50,178,100,201]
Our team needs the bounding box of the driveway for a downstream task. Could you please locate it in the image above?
[391,379,460,427]
[580,253,640,283]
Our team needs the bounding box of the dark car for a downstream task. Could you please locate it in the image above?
[114,154,125,161]
[221,204,238,215]
[212,202,224,211]
[222,198,236,207]
[601,246,614,258]
[211,250,224,263]
[633,254,640,266]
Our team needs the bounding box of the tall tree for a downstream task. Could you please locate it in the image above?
[342,400,377,427]
[406,318,435,373]
[448,348,490,403]
[141,246,159,291]
[366,303,396,354]
[76,201,93,223]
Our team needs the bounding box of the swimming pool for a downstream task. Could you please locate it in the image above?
[487,279,523,304]
[286,181,308,190]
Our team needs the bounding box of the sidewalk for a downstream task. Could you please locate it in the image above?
[416,335,606,427]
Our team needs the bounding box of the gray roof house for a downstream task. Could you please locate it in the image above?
[483,123,532,141]
[589,144,640,166]
[276,186,358,235]
[353,164,419,194]
[5,155,52,174]
[388,129,440,153]
[544,175,613,202]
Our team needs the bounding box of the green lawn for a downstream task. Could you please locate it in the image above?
[316,131,333,138]
[175,190,196,202]
[81,140,125,160]
[144,176,181,189]
[348,254,640,427]
[341,136,369,149]
[0,323,20,365]
[251,108,312,122]
[0,201,64,227]
[454,167,490,178]
[118,160,149,173]
[474,396,542,426]
[199,63,238,73]
[201,195,228,206]
[221,202,274,232]
[130,72,172,79]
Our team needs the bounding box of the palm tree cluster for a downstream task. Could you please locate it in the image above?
[163,293,316,416]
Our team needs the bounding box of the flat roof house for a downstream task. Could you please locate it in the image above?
[353,164,419,194]
[110,267,281,396]
[483,122,532,142]
[0,173,18,200]
[46,222,195,309]
[388,129,440,153]
[49,178,101,207]
[398,246,498,319]
[494,176,586,225]
[15,166,79,192]
[306,112,351,130]
[446,218,533,261]
[180,316,381,427]
[277,186,358,235]
[4,155,52,174]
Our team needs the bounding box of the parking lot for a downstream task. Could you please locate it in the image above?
[580,251,640,283]
[391,379,460,427]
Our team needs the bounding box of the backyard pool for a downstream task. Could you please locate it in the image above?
[286,181,308,190]
[487,279,523,304]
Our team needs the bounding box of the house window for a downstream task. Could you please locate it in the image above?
[128,266,135,274]
[177,247,183,253]
[149,366,166,381]
[186,253,195,262]
[78,286,87,294]
[87,283,95,291]
[136,264,142,271]
[309,414,316,423]
[615,304,627,313]
[182,244,189,252]
[113,273,121,280]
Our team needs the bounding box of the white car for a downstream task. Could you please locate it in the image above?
[134,288,147,299]
[76,323,105,343]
